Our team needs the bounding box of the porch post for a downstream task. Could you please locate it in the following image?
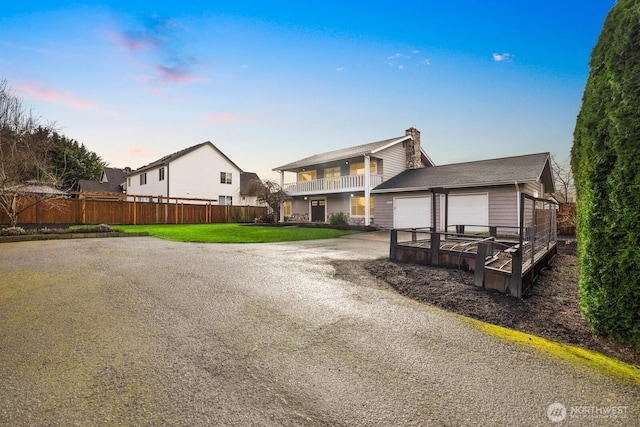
[364,155,371,226]
[279,170,285,223]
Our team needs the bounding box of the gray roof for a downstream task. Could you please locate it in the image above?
[273,135,433,171]
[131,141,243,174]
[240,172,261,196]
[372,152,554,193]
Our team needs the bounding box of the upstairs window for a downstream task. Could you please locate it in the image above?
[159,167,165,181]
[350,161,377,176]
[220,172,232,184]
[140,173,147,185]
[297,170,317,181]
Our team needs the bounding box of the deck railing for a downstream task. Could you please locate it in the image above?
[283,174,383,195]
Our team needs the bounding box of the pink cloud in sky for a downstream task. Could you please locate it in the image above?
[205,112,243,124]
[17,83,96,110]
[127,147,153,154]
[109,31,156,52]
[155,65,201,84]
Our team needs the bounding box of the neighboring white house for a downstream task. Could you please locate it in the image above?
[125,141,260,205]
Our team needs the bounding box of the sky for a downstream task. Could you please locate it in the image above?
[0,1,615,181]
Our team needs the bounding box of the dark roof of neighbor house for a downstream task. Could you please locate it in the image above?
[102,167,126,186]
[240,172,261,196]
[131,141,243,174]
[78,179,122,194]
[273,134,434,171]
[372,152,555,193]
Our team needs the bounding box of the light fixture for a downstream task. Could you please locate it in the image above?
[304,196,308,200]
[350,194,354,198]
[345,161,349,165]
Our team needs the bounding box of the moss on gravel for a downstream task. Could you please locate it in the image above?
[460,316,640,386]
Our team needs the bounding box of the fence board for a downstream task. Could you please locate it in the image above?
[1,195,266,226]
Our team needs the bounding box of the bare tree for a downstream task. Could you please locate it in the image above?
[551,155,576,233]
[0,79,62,227]
[247,179,291,223]
[551,155,575,203]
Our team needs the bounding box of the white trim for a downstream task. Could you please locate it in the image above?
[370,136,411,154]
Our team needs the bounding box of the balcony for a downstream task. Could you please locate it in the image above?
[283,174,383,196]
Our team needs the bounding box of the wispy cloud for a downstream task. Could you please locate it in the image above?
[385,51,430,69]
[17,83,96,110]
[492,52,514,62]
[110,14,201,90]
[205,111,243,124]
[128,147,153,154]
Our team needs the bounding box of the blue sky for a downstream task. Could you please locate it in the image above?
[1,1,614,181]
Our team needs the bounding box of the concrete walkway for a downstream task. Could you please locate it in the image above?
[0,235,637,426]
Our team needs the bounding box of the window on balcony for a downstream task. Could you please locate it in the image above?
[297,170,317,181]
[350,160,377,175]
[324,167,341,189]
[351,196,374,216]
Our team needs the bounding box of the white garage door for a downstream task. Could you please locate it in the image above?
[444,194,489,232]
[394,196,431,229]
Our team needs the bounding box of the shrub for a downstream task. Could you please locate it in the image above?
[329,212,349,226]
[571,0,640,351]
[0,226,26,236]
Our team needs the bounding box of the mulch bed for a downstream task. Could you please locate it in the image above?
[359,247,640,367]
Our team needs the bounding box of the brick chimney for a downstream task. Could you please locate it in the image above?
[404,126,422,169]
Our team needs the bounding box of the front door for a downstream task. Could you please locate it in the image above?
[311,199,326,222]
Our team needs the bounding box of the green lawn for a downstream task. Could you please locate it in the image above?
[112,223,359,243]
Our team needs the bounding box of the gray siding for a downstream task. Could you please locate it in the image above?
[291,198,308,216]
[373,193,394,228]
[327,194,350,217]
[376,143,407,180]
[488,186,518,228]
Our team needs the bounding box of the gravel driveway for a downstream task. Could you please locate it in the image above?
[0,233,638,426]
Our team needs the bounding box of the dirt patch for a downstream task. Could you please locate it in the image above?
[332,251,640,367]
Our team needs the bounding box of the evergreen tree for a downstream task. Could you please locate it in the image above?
[49,132,106,190]
[571,0,640,351]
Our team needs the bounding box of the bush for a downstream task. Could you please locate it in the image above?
[572,0,640,351]
[329,212,349,226]
[0,226,26,236]
[255,213,275,224]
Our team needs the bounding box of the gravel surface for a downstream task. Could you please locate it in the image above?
[1,233,638,426]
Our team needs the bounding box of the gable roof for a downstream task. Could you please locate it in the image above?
[273,134,433,172]
[101,167,126,185]
[372,152,554,193]
[130,141,243,174]
[240,172,261,196]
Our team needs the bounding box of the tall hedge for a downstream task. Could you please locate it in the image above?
[571,0,640,351]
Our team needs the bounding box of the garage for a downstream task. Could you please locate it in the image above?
[393,196,431,229]
[443,193,489,232]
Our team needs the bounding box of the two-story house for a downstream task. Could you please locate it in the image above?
[126,141,260,205]
[274,127,432,226]
[275,126,555,230]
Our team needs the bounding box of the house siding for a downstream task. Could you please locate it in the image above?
[376,144,410,180]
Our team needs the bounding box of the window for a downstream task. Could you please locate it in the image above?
[283,200,292,216]
[220,172,232,184]
[159,167,165,181]
[324,167,341,189]
[140,173,147,185]
[297,170,317,181]
[350,196,374,216]
[219,195,232,205]
[349,161,377,175]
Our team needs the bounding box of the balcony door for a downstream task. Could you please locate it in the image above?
[311,199,326,222]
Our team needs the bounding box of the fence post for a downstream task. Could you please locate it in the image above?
[510,249,522,298]
[474,242,487,287]
[390,229,397,259]
[431,232,440,266]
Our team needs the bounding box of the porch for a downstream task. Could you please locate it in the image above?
[283,174,383,196]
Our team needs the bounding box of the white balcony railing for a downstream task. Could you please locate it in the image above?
[283,174,383,195]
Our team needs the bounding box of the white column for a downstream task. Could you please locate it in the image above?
[364,155,370,226]
[279,171,285,223]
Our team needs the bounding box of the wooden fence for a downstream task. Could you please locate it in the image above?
[1,194,267,226]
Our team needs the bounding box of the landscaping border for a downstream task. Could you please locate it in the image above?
[0,231,149,243]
